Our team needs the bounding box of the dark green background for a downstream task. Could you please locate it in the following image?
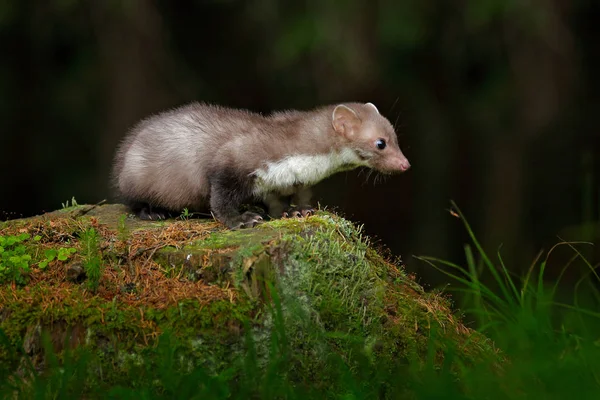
[1,0,598,285]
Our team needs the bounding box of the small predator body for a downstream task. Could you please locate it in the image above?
[112,102,411,228]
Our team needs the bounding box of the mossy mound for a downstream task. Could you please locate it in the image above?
[0,204,500,393]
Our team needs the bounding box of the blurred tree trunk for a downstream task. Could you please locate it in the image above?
[483,0,575,266]
[88,0,178,195]
[308,0,380,101]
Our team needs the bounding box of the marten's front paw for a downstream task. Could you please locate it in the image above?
[228,211,264,229]
[282,206,314,218]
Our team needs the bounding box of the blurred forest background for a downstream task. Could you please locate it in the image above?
[0,0,598,287]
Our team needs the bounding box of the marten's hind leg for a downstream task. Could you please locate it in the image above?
[129,201,171,221]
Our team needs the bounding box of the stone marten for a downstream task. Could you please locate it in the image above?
[112,102,411,229]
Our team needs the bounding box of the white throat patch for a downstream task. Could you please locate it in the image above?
[251,147,366,196]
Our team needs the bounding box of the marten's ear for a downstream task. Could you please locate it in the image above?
[332,105,361,138]
[365,102,379,113]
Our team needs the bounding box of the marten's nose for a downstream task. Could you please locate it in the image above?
[391,156,410,172]
[399,158,411,171]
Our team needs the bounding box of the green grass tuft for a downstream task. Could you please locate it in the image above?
[80,228,102,292]
[415,201,600,399]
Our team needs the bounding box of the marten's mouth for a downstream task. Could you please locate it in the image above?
[378,169,399,176]
[375,160,410,175]
[355,149,372,162]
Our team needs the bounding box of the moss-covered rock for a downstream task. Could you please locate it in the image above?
[0,204,499,392]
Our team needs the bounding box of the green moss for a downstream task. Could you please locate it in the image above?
[155,224,279,284]
[200,228,278,250]
[199,231,238,250]
[0,284,258,387]
[247,213,497,379]
[152,211,494,376]
[0,204,499,396]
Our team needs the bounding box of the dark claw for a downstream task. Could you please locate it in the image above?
[284,206,314,219]
[139,209,151,220]
[136,204,169,221]
[242,220,262,228]
[228,212,264,229]
[138,208,166,221]
[244,217,263,228]
[301,208,314,217]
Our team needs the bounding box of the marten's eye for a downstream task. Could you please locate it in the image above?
[375,139,386,150]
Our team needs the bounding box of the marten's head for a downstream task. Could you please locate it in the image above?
[331,103,410,174]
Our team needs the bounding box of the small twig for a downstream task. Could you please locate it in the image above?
[70,199,107,217]
[140,245,166,271]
